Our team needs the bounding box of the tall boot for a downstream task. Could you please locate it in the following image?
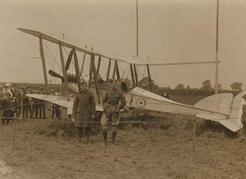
[112,131,117,144]
[85,127,90,143]
[78,128,82,143]
[103,130,107,146]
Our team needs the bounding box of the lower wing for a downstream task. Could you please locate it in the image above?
[25,94,104,115]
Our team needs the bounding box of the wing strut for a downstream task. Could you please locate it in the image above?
[133,64,139,87]
[39,37,48,87]
[59,43,68,95]
[115,61,121,80]
[91,54,101,104]
[80,52,86,76]
[73,50,81,92]
[96,55,101,74]
[130,64,136,87]
[106,59,111,80]
[146,64,152,91]
[112,61,116,79]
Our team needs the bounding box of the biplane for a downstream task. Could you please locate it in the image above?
[18,28,246,132]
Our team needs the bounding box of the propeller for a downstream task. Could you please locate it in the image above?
[48,70,64,81]
[48,49,75,83]
[65,49,74,72]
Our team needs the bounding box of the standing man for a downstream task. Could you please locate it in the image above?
[101,81,126,145]
[241,103,246,134]
[72,83,96,143]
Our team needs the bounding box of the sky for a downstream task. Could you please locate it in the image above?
[0,0,246,89]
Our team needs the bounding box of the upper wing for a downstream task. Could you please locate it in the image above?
[118,56,220,66]
[26,94,103,115]
[19,28,219,66]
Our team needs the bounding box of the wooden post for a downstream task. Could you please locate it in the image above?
[106,59,111,80]
[130,64,136,87]
[12,115,16,150]
[146,64,152,91]
[215,0,220,94]
[39,37,48,88]
[136,0,139,57]
[133,64,139,86]
[20,95,23,123]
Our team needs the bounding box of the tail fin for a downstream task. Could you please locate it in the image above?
[194,93,233,115]
[219,91,246,132]
[194,91,246,132]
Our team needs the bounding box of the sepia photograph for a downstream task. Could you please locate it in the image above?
[1,0,246,178]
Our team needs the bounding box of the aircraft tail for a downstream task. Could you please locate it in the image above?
[219,91,246,132]
[194,93,233,116]
[194,91,246,132]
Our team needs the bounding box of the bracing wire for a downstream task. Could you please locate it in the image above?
[62,46,75,68]
[142,66,146,79]
[44,42,62,71]
[121,64,129,79]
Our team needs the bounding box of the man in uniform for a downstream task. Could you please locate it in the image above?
[241,102,246,135]
[72,83,96,143]
[101,81,126,145]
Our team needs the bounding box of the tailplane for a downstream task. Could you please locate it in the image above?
[194,91,246,132]
[219,91,246,132]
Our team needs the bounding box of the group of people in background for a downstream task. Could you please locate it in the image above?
[0,81,128,146]
[0,84,62,124]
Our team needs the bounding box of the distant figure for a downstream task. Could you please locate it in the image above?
[52,104,61,120]
[22,87,33,119]
[39,88,46,119]
[241,104,246,129]
[13,88,22,118]
[101,81,126,145]
[5,83,14,98]
[162,92,170,99]
[72,83,96,143]
[120,81,128,92]
[1,96,15,124]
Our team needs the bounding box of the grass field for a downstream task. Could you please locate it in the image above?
[0,95,246,179]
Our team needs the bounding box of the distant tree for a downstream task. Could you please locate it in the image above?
[201,80,213,91]
[231,82,242,92]
[139,77,160,94]
[175,83,185,90]
[139,77,154,88]
[185,85,192,95]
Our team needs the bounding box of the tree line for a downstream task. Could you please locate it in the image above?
[137,77,243,96]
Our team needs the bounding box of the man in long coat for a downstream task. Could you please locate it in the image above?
[72,83,96,143]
